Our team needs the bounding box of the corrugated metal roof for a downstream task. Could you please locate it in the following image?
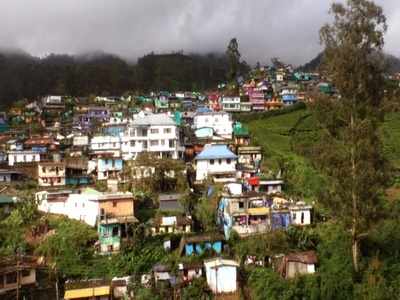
[204,258,239,269]
[64,286,110,299]
[195,145,237,160]
[131,113,175,126]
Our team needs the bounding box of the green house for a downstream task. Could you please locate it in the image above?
[318,82,334,95]
[0,122,9,133]
[154,97,169,111]
[99,223,121,254]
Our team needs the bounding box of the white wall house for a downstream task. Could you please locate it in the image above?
[90,136,122,154]
[121,112,182,160]
[38,162,66,187]
[73,135,89,146]
[289,202,312,226]
[37,188,101,226]
[7,151,40,166]
[194,144,237,182]
[43,95,63,105]
[204,258,239,294]
[193,112,233,139]
[221,96,241,112]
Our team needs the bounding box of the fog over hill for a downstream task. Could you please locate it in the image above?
[1,0,400,65]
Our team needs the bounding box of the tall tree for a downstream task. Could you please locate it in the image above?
[226,38,241,83]
[315,0,388,272]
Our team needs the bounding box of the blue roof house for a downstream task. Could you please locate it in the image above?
[194,144,237,182]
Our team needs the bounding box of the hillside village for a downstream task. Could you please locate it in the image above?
[0,60,347,298]
[1,50,399,298]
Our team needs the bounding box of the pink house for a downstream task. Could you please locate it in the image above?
[249,91,265,111]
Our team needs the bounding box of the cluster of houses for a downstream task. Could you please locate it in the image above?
[0,63,328,298]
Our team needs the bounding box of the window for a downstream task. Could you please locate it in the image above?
[22,269,31,278]
[210,159,215,165]
[169,140,175,148]
[218,159,222,165]
[130,141,135,147]
[150,128,159,134]
[141,129,148,137]
[301,212,304,224]
[161,140,165,146]
[150,140,159,146]
[112,226,119,237]
[238,201,244,209]
[57,178,61,183]
[113,142,116,147]
[130,129,135,137]
[163,128,171,134]
[113,201,117,207]
[42,166,46,173]
[6,272,17,284]
[227,159,231,164]
[105,159,109,165]
[23,155,26,162]
[112,160,115,167]
[142,141,148,149]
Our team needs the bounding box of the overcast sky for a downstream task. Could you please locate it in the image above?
[0,0,399,65]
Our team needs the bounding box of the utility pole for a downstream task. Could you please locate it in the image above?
[55,267,59,300]
[16,253,20,300]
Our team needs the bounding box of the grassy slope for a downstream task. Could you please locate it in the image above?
[242,107,400,201]
[382,112,400,168]
[244,108,324,202]
[246,109,309,167]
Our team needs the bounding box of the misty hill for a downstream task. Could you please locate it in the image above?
[298,52,400,74]
[0,51,229,109]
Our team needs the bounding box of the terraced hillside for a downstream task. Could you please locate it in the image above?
[241,107,400,201]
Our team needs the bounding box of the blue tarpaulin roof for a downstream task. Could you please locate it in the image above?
[196,107,212,114]
[195,145,237,160]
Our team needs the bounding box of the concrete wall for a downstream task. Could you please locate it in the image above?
[196,159,236,181]
[8,152,40,166]
[193,113,233,138]
[38,192,99,227]
[205,266,237,294]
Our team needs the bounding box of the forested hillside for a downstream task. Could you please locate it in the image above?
[298,51,400,73]
[0,51,230,109]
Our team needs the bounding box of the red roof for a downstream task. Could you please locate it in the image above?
[25,137,54,146]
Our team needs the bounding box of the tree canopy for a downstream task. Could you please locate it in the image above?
[315,0,388,272]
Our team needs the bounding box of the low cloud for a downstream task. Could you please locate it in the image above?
[0,0,398,65]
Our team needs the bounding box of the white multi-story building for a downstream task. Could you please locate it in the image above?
[88,112,183,161]
[37,188,135,227]
[38,161,66,187]
[221,96,241,112]
[121,112,182,160]
[36,189,100,226]
[7,151,41,166]
[193,111,233,140]
[194,144,237,182]
[90,135,122,155]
